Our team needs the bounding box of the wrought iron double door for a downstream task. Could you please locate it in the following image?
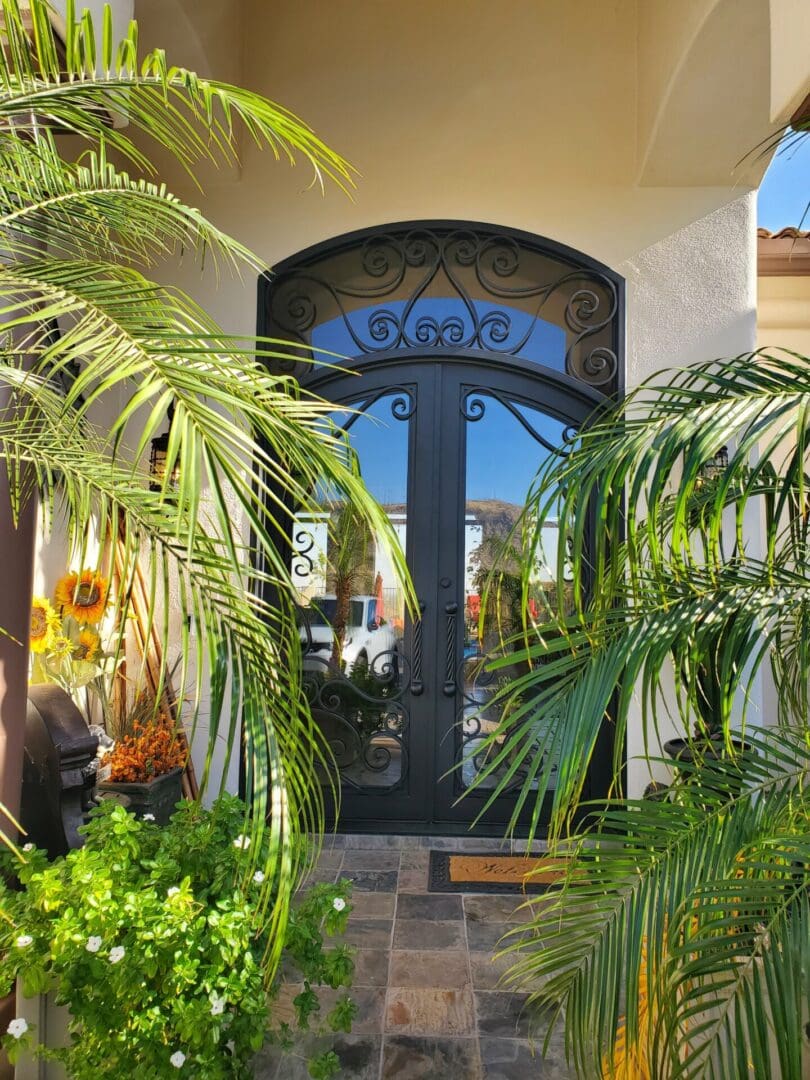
[296,355,593,833]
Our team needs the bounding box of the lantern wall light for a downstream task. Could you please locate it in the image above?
[148,402,180,492]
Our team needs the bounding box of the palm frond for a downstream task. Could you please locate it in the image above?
[0,137,259,271]
[499,728,810,1078]
[2,361,340,969]
[0,0,356,191]
[0,0,399,984]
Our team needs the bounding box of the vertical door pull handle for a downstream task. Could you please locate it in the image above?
[443,601,458,696]
[410,601,426,696]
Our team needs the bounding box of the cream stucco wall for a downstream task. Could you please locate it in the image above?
[33,0,793,805]
[755,270,810,734]
[757,274,810,355]
[621,195,760,795]
[769,0,810,121]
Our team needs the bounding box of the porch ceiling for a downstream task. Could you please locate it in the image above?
[131,0,800,195]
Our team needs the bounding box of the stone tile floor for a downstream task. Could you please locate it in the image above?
[253,836,573,1079]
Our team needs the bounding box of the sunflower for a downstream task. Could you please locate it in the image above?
[54,569,109,624]
[30,597,60,654]
[73,628,102,662]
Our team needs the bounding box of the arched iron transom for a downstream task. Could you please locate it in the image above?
[259,222,623,398]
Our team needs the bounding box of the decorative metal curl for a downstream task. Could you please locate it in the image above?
[460,388,565,454]
[301,640,411,793]
[569,345,618,387]
[335,385,416,439]
[291,527,316,580]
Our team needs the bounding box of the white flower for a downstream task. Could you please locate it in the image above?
[332,897,346,912]
[85,936,102,953]
[252,870,265,885]
[22,843,34,853]
[210,995,226,1016]
[170,1050,186,1069]
[142,813,156,823]
[14,935,33,948]
[108,946,125,964]
[233,834,250,850]
[6,1018,28,1039]
[167,887,180,898]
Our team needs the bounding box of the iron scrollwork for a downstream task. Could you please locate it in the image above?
[291,526,316,582]
[264,225,620,394]
[456,648,558,797]
[460,388,564,454]
[334,385,416,440]
[299,610,411,792]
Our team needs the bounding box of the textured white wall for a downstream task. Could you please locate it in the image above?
[618,194,759,795]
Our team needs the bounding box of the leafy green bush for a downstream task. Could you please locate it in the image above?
[0,796,355,1079]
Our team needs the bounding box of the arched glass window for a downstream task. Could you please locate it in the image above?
[260,223,623,397]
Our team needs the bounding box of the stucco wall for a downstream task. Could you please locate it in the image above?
[757,275,810,355]
[620,194,760,794]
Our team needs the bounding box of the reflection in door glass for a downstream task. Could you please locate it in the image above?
[459,393,570,792]
[292,392,411,791]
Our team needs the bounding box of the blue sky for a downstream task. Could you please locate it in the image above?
[757,135,810,230]
[338,391,563,508]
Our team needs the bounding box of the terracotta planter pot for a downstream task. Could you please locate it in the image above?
[96,766,183,825]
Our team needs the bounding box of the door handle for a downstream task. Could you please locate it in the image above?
[442,601,458,696]
[410,601,426,696]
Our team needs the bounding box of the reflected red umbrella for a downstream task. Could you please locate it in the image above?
[373,565,386,626]
[374,571,385,623]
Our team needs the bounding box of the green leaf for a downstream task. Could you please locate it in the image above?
[307,1050,341,1080]
[326,995,357,1034]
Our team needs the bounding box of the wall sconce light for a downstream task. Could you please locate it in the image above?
[698,445,728,484]
[149,403,180,493]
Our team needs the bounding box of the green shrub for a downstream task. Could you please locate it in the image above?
[0,796,354,1078]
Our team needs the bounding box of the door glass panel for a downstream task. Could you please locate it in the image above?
[312,299,566,370]
[459,392,572,793]
[292,391,411,791]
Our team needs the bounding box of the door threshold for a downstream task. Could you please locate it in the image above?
[315,830,549,854]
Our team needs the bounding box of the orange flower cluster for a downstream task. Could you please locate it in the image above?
[107,721,187,783]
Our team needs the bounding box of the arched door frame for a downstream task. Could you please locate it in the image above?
[255,221,624,834]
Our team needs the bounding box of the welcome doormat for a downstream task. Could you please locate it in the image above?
[428,850,568,894]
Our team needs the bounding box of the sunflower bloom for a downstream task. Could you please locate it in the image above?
[51,635,73,659]
[73,629,101,662]
[30,597,60,654]
[54,570,108,624]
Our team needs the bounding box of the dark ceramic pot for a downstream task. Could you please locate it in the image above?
[96,766,183,825]
[663,735,751,763]
[663,735,753,803]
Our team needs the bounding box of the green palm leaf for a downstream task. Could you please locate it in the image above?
[0,0,407,984]
[499,729,810,1077]
[463,342,810,1073]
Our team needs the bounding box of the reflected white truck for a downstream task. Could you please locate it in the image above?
[299,595,397,675]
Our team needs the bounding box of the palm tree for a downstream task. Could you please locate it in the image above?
[470,346,810,1074]
[0,0,409,966]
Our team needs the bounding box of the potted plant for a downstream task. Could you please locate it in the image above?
[663,610,757,765]
[95,703,188,824]
[0,796,356,1079]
